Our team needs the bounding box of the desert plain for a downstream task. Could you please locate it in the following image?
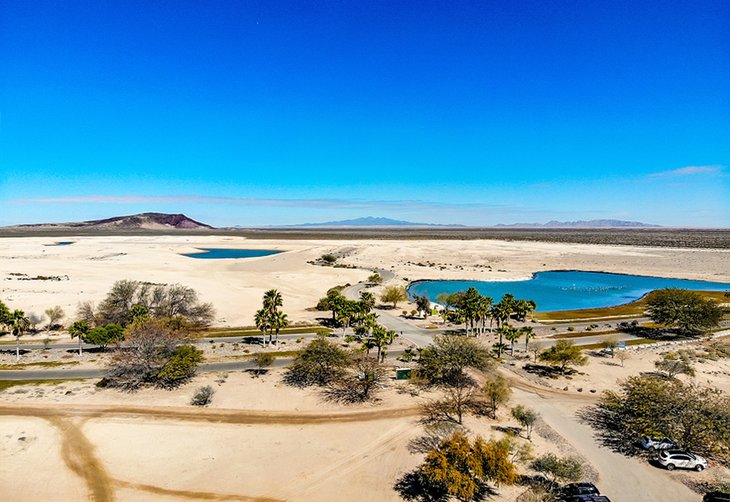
[1,233,729,502]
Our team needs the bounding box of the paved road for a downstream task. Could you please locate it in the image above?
[4,331,321,352]
[343,274,441,348]
[512,387,697,502]
[0,348,411,381]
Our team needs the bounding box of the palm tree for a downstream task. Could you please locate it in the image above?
[11,310,30,361]
[358,291,376,313]
[520,326,535,351]
[495,323,516,358]
[462,288,482,336]
[372,325,390,362]
[514,299,537,321]
[504,326,521,356]
[476,295,492,336]
[490,302,510,332]
[263,289,283,316]
[491,342,509,359]
[68,320,90,356]
[254,309,271,346]
[497,297,514,325]
[271,310,289,345]
[336,301,355,337]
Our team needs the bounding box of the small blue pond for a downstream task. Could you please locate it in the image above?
[45,241,75,246]
[182,248,282,259]
[408,271,730,312]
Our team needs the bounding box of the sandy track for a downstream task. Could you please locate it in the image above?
[0,402,420,424]
[112,479,282,501]
[1,402,421,501]
[47,416,116,502]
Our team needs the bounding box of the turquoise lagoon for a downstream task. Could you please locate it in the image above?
[407,271,730,312]
[182,248,282,259]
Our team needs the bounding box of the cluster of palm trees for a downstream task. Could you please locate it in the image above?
[254,289,289,346]
[317,289,396,361]
[435,289,537,358]
[0,300,30,361]
[318,289,377,337]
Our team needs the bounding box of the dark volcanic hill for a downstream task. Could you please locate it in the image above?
[16,212,213,230]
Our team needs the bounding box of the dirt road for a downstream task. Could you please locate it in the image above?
[512,387,698,502]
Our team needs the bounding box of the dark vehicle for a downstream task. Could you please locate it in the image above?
[558,482,602,501]
[704,492,730,502]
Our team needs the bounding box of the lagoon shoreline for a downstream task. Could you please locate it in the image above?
[0,235,728,326]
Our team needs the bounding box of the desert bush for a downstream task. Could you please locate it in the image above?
[84,323,125,348]
[367,273,383,284]
[97,280,214,327]
[253,352,275,376]
[415,335,492,386]
[323,353,385,403]
[381,286,408,308]
[102,318,202,391]
[44,306,65,330]
[512,405,539,440]
[483,374,512,419]
[156,345,204,388]
[395,432,517,501]
[655,352,695,378]
[580,375,730,461]
[530,453,583,483]
[191,385,215,406]
[647,288,723,334]
[538,340,587,373]
[284,337,350,387]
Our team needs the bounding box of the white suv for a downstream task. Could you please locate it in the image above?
[657,450,707,471]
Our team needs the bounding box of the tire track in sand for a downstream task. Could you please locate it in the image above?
[112,479,283,501]
[1,402,421,501]
[45,416,116,502]
[0,402,421,424]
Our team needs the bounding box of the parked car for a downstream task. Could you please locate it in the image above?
[656,450,707,471]
[560,496,611,502]
[558,483,605,501]
[703,492,730,502]
[641,436,679,451]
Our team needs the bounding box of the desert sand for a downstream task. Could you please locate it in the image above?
[1,235,728,327]
[4,336,727,502]
[2,235,729,501]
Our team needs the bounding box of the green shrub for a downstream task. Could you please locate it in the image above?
[157,345,204,388]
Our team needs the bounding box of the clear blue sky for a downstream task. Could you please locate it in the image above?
[1,0,728,227]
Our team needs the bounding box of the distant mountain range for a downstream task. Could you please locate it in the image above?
[496,219,661,228]
[14,213,212,230]
[5,213,661,231]
[286,216,465,227]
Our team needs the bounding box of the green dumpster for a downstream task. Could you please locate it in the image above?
[395,368,412,380]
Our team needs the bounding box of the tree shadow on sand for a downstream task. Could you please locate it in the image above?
[394,471,497,502]
[522,363,574,379]
[576,405,645,458]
